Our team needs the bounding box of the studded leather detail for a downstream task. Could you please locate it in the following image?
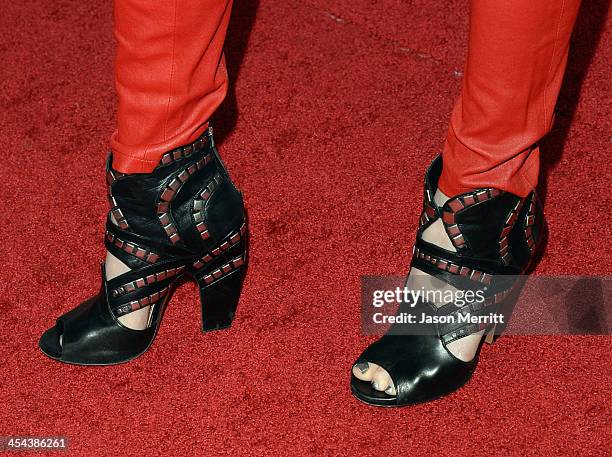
[352,154,545,407]
[156,152,213,244]
[523,192,537,253]
[200,254,245,285]
[113,286,171,318]
[105,230,160,263]
[106,169,130,231]
[192,222,246,269]
[159,134,211,167]
[498,199,524,264]
[413,246,492,284]
[192,172,223,241]
[111,266,186,298]
[39,127,248,366]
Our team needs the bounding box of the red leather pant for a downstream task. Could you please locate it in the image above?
[439,0,581,197]
[111,0,233,173]
[111,0,581,199]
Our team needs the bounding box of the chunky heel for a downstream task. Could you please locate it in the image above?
[196,256,247,332]
[39,127,248,365]
[351,154,546,406]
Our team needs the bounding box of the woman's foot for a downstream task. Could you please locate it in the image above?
[56,190,158,350]
[350,155,544,406]
[353,294,487,395]
[57,252,141,348]
[353,188,485,395]
[41,128,248,365]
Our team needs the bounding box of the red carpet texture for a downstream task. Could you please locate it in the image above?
[1,1,610,455]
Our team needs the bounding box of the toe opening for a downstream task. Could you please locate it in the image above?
[351,374,398,406]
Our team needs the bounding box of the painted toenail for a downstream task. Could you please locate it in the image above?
[385,386,396,395]
[372,381,380,390]
[355,362,369,374]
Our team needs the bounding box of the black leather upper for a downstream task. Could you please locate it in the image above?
[40,128,247,365]
[352,155,545,406]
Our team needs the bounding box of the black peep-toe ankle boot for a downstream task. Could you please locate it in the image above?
[39,127,248,365]
[351,155,545,406]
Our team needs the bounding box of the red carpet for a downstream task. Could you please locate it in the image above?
[1,1,610,455]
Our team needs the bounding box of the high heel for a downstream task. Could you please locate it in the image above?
[192,225,248,332]
[351,155,545,406]
[39,126,248,365]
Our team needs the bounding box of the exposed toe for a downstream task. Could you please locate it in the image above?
[371,367,393,392]
[384,384,397,396]
[352,361,379,381]
[351,374,397,406]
